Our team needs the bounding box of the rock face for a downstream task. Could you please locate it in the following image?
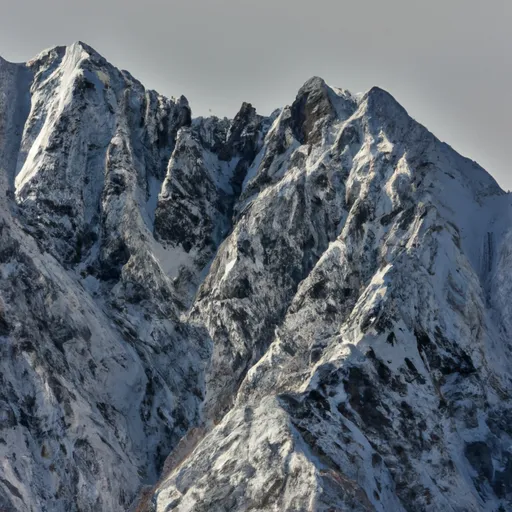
[0,44,512,512]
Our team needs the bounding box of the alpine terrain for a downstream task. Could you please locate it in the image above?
[0,42,511,512]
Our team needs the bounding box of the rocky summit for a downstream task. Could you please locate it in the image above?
[0,42,511,512]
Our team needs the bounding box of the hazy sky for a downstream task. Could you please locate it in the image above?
[1,0,511,188]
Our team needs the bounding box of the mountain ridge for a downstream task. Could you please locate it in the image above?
[0,42,511,512]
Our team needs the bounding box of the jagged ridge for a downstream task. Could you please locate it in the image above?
[0,43,511,512]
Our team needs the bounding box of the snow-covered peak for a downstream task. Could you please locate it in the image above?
[1,43,512,512]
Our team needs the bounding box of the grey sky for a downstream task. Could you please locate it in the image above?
[1,0,511,189]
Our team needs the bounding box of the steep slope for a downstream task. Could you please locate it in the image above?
[151,83,512,511]
[0,42,272,512]
[0,44,511,512]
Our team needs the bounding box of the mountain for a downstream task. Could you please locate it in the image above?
[0,42,511,512]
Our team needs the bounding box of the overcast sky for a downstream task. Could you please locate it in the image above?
[1,0,511,189]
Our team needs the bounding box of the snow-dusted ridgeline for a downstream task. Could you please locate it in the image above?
[0,43,511,512]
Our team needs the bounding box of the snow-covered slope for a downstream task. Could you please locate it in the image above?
[1,44,511,512]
